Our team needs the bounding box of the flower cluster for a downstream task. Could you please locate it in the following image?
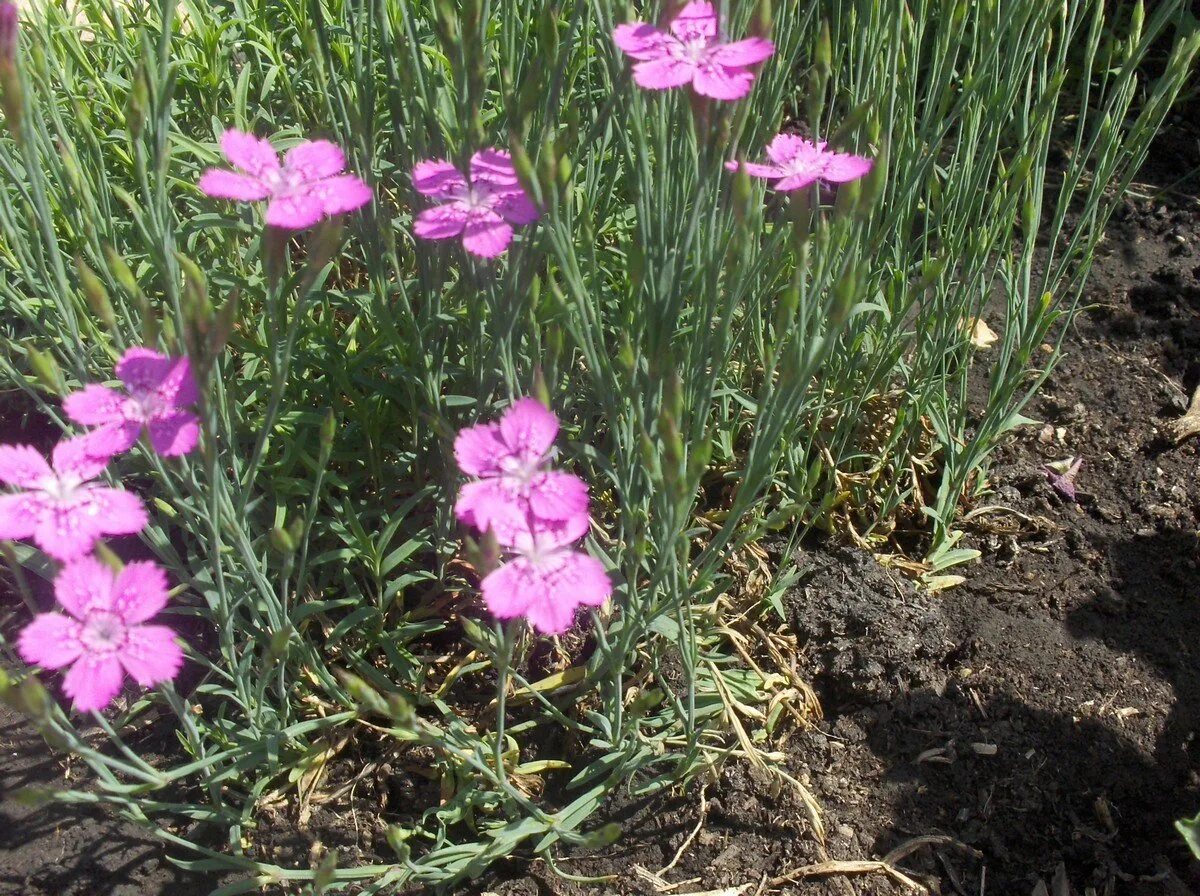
[613,1,874,192]
[3,347,192,712]
[613,0,774,100]
[454,398,611,635]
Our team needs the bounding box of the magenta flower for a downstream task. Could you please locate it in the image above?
[63,347,200,459]
[612,1,774,101]
[198,129,371,230]
[454,397,588,540]
[725,134,874,191]
[412,149,539,259]
[481,513,611,635]
[0,437,147,562]
[18,557,183,713]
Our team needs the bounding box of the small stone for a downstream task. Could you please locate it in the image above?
[837,824,856,840]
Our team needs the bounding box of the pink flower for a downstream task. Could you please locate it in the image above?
[725,134,873,191]
[412,149,539,258]
[612,1,774,101]
[198,129,371,230]
[63,347,200,459]
[18,556,183,712]
[0,437,147,562]
[454,397,588,539]
[481,513,611,635]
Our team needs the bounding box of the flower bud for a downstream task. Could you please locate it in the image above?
[0,1,22,144]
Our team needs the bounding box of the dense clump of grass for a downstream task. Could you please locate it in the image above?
[0,0,1196,891]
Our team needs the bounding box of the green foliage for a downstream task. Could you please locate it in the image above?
[0,0,1196,890]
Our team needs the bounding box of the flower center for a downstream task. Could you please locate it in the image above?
[498,453,539,486]
[80,611,127,655]
[126,387,165,422]
[41,473,81,502]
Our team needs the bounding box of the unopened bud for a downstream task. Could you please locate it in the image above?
[0,1,22,144]
[0,2,17,68]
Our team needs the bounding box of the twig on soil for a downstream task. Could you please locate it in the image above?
[882,834,984,865]
[1166,381,1200,444]
[768,858,928,892]
[658,785,708,876]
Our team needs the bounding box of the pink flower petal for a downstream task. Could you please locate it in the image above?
[51,435,109,482]
[482,549,611,635]
[455,479,526,543]
[35,504,101,562]
[62,653,125,712]
[118,623,183,687]
[499,397,559,460]
[116,347,173,393]
[773,172,821,192]
[312,174,372,216]
[469,149,520,189]
[521,550,611,634]
[220,129,280,178]
[17,613,83,669]
[527,512,590,551]
[708,38,775,67]
[632,56,698,91]
[496,191,539,226]
[527,471,589,524]
[480,557,539,621]
[0,492,39,541]
[669,1,717,42]
[112,561,170,624]
[147,412,200,457]
[412,159,467,198]
[414,203,469,240]
[54,555,114,618]
[0,443,52,488]
[612,22,669,61]
[86,487,149,538]
[76,422,141,461]
[265,191,327,230]
[461,210,513,258]
[283,139,345,182]
[198,169,271,201]
[454,421,506,476]
[63,384,124,426]
[692,63,755,100]
[725,159,786,179]
[820,152,874,183]
[765,134,809,167]
[158,354,200,407]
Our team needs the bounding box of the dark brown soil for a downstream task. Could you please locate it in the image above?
[4,118,1200,896]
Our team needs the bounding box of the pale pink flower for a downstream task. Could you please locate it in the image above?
[18,556,183,712]
[0,437,147,561]
[725,134,873,191]
[481,513,611,635]
[64,347,199,459]
[612,1,774,101]
[454,397,588,539]
[412,149,539,258]
[198,129,371,230]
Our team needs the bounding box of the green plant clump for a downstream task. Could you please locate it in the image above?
[0,0,1196,891]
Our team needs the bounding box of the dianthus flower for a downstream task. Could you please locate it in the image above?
[480,512,611,635]
[0,437,147,561]
[64,347,199,459]
[198,129,371,230]
[454,397,588,539]
[411,149,539,258]
[18,556,183,712]
[612,1,774,101]
[726,134,873,191]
